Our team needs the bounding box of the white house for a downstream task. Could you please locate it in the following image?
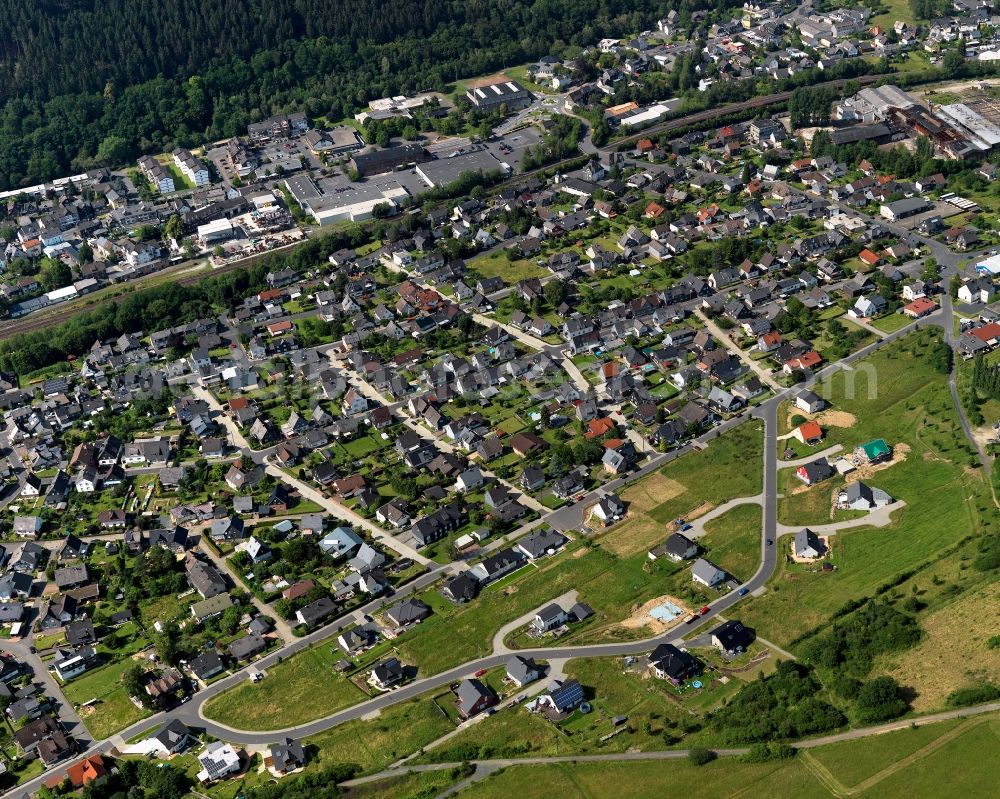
[454,467,484,492]
[197,742,242,782]
[532,603,570,632]
[849,295,887,319]
[838,481,893,511]
[795,390,825,414]
[691,557,726,588]
[958,278,995,305]
[589,494,626,526]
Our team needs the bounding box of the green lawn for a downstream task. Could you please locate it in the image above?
[646,420,765,528]
[872,313,917,334]
[306,693,455,775]
[468,251,547,284]
[699,503,762,583]
[158,158,195,191]
[60,659,152,739]
[201,641,372,730]
[742,331,992,649]
[452,715,1000,799]
[872,0,916,29]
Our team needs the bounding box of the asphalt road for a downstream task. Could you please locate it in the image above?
[5,88,995,798]
[7,282,966,799]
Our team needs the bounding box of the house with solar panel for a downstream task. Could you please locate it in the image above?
[535,678,586,716]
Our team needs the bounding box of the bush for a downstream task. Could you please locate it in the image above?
[790,414,807,427]
[855,676,908,723]
[802,602,922,678]
[742,742,797,763]
[973,535,1000,572]
[945,684,1000,708]
[710,661,846,744]
[688,747,717,766]
[830,673,861,700]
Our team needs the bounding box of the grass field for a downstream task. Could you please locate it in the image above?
[698,503,762,582]
[808,718,965,788]
[454,716,1000,799]
[202,641,372,730]
[871,0,916,30]
[342,770,467,799]
[468,251,547,284]
[880,580,1000,711]
[60,659,151,739]
[741,331,993,655]
[307,694,455,775]
[603,421,764,559]
[455,758,823,799]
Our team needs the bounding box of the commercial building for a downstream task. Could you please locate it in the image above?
[936,103,1000,152]
[465,77,533,112]
[197,218,238,245]
[348,143,430,177]
[284,175,409,225]
[416,150,509,188]
[880,197,930,221]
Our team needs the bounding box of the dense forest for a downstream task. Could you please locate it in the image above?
[0,0,738,190]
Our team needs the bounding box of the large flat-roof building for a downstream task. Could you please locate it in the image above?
[284,175,409,225]
[466,77,533,112]
[348,143,430,177]
[835,84,916,123]
[880,197,931,222]
[936,103,1000,153]
[416,150,509,188]
[197,218,238,244]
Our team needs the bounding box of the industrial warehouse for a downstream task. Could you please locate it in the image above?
[832,83,1000,158]
[283,174,410,225]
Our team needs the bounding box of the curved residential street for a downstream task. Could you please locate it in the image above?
[4,275,986,799]
[2,103,996,799]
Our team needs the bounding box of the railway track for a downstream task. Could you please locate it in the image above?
[0,73,888,342]
[0,241,299,340]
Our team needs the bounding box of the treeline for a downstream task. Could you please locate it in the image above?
[809,129,963,181]
[521,116,583,171]
[972,353,1000,401]
[788,86,840,128]
[709,661,846,743]
[243,764,358,799]
[0,228,368,376]
[802,602,922,679]
[0,0,707,190]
